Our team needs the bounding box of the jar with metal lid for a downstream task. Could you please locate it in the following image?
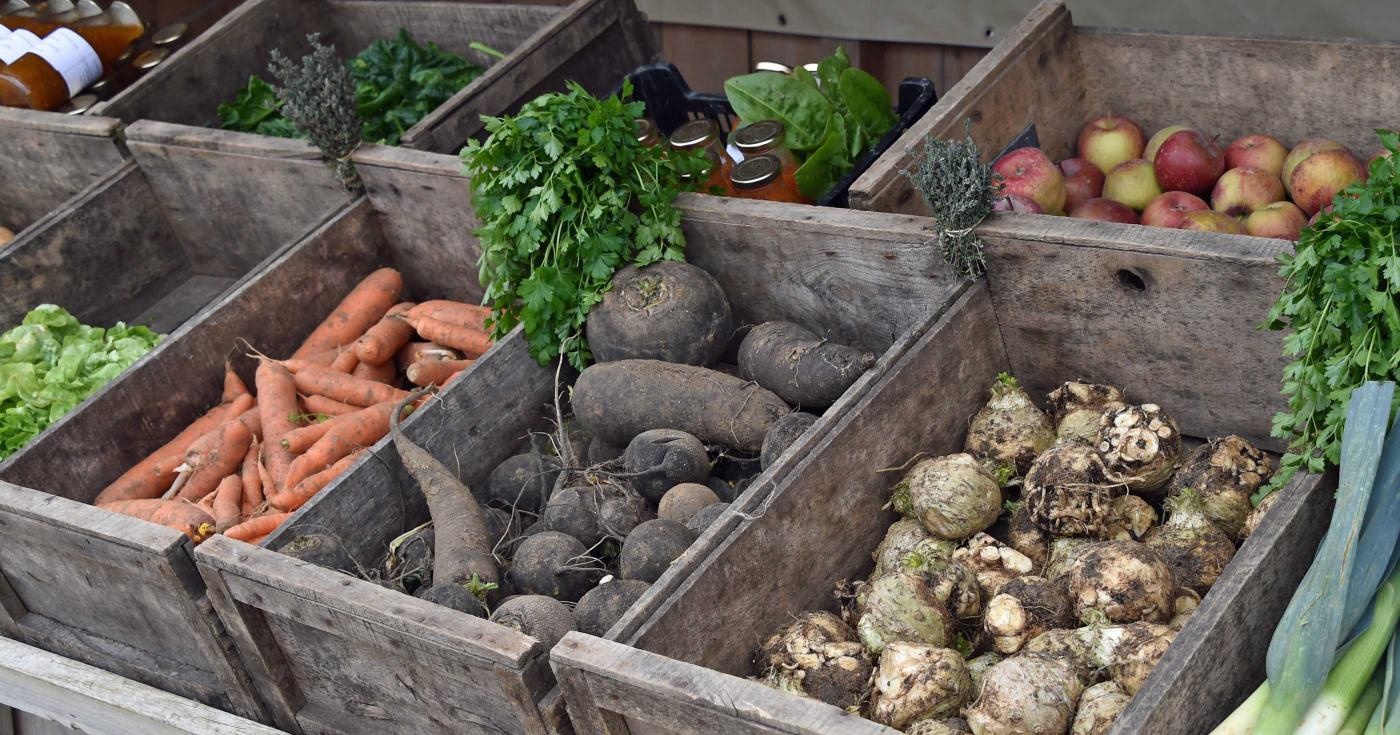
[753,61,791,74]
[668,118,733,180]
[635,116,661,147]
[680,148,734,196]
[733,120,810,203]
[729,153,801,203]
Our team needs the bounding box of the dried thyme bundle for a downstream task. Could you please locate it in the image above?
[270,34,363,191]
[901,121,1000,279]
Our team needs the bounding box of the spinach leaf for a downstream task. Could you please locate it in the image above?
[351,30,484,146]
[837,67,897,144]
[217,76,302,138]
[816,46,851,96]
[794,115,853,200]
[724,72,834,151]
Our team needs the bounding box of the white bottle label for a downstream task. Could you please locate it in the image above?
[0,29,41,65]
[30,28,101,97]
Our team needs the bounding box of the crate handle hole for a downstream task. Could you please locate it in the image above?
[1116,268,1148,292]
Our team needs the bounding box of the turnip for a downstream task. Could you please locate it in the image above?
[585,261,733,366]
[1025,618,1176,692]
[1044,538,1093,582]
[657,482,720,524]
[965,373,1056,474]
[490,594,577,649]
[952,532,1034,600]
[965,653,1084,735]
[415,584,485,617]
[1066,541,1175,624]
[622,429,709,503]
[1144,490,1236,594]
[760,411,817,470]
[685,502,729,536]
[1096,404,1182,496]
[1168,588,1200,629]
[739,322,875,409]
[1047,381,1127,444]
[1166,435,1273,538]
[509,531,602,602]
[542,479,627,546]
[1024,627,1102,684]
[574,577,651,636]
[1070,681,1131,735]
[868,642,972,730]
[482,453,562,514]
[619,519,695,583]
[1023,441,1122,537]
[873,519,954,579]
[1006,502,1051,571]
[756,612,873,709]
[857,570,957,654]
[965,651,1004,699]
[1104,622,1176,694]
[1101,494,1157,541]
[984,576,1075,654]
[1240,487,1281,540]
[893,453,1003,540]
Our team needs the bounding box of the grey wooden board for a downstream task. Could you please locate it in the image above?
[131,275,240,335]
[0,637,281,735]
[0,109,126,234]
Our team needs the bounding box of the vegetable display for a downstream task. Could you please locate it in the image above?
[0,305,161,460]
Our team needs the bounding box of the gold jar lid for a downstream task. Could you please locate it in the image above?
[133,47,168,70]
[802,62,819,74]
[753,61,791,74]
[733,120,786,153]
[151,21,186,46]
[89,75,112,92]
[668,118,720,151]
[635,117,660,146]
[59,93,97,114]
[730,154,781,190]
[116,44,135,62]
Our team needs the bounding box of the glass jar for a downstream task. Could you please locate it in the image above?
[0,27,40,64]
[635,116,661,147]
[730,153,801,203]
[753,61,791,74]
[668,118,734,181]
[733,120,809,201]
[0,1,141,110]
[680,148,734,196]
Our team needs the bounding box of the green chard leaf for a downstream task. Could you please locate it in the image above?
[723,72,834,151]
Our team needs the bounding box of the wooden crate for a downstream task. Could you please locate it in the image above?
[187,145,964,735]
[0,109,126,239]
[849,0,1400,218]
[549,215,1336,735]
[91,0,657,155]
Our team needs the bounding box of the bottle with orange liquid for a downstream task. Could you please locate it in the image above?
[0,1,142,110]
[732,120,811,203]
[729,153,802,203]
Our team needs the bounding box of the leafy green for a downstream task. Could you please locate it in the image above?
[1263,130,1400,494]
[0,305,161,460]
[461,81,703,369]
[217,76,302,139]
[901,121,1000,279]
[724,72,833,151]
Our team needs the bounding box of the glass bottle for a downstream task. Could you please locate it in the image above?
[679,148,735,197]
[732,120,809,202]
[635,117,661,147]
[0,25,41,65]
[0,1,142,110]
[729,153,801,203]
[668,118,734,181]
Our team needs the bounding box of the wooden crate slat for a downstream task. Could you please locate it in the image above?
[0,109,126,234]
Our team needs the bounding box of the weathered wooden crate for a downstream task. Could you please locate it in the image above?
[187,144,963,735]
[0,109,127,240]
[550,216,1335,735]
[849,0,1400,219]
[91,0,656,155]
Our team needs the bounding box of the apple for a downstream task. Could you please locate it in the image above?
[1077,116,1146,174]
[1308,203,1334,227]
[993,147,1066,214]
[1180,210,1245,235]
[1282,139,1346,195]
[1244,201,1307,241]
[1225,135,1288,178]
[1059,157,1105,211]
[1154,129,1225,196]
[1289,149,1365,216]
[1144,125,1190,163]
[1211,167,1284,216]
[1069,198,1138,224]
[1103,159,1162,211]
[1140,191,1209,229]
[992,193,1045,214]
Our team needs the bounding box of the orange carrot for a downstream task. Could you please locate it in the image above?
[234,404,262,440]
[282,403,394,491]
[212,474,243,533]
[412,317,493,358]
[244,533,270,547]
[241,439,264,517]
[293,268,404,359]
[257,360,300,492]
[330,347,359,374]
[94,399,242,504]
[408,301,491,331]
[176,417,252,502]
[352,358,397,384]
[407,358,475,387]
[396,341,461,372]
[222,362,250,403]
[271,452,362,512]
[197,489,216,512]
[355,303,417,365]
[225,512,292,542]
[280,417,335,454]
[293,365,409,407]
[301,394,360,417]
[98,499,214,542]
[183,395,256,466]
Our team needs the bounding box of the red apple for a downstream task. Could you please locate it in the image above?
[1154,130,1225,196]
[993,147,1066,214]
[1141,191,1209,229]
[1245,201,1307,241]
[1145,125,1190,163]
[1077,116,1146,174]
[1211,167,1285,216]
[1069,198,1138,224]
[1059,157,1105,211]
[1180,210,1246,235]
[1308,203,1334,227]
[1290,149,1366,216]
[1225,135,1288,178]
[992,193,1045,214]
[1103,159,1162,211]
[1282,139,1346,196]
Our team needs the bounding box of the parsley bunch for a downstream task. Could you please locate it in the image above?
[1263,129,1400,495]
[461,81,699,369]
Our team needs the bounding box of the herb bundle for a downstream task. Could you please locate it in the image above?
[268,34,362,189]
[902,122,1001,279]
[1263,129,1400,494]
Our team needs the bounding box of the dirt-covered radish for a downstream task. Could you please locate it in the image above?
[490,594,577,649]
[541,480,628,546]
[657,482,720,524]
[867,642,972,730]
[1066,541,1175,624]
[893,453,1003,540]
[1096,404,1182,496]
[760,411,817,470]
[737,321,875,408]
[1167,435,1273,538]
[952,532,1034,600]
[984,576,1075,654]
[619,519,695,583]
[1044,538,1093,582]
[965,373,1056,475]
[856,570,957,654]
[965,652,1085,735]
[415,584,485,617]
[574,577,651,636]
[1144,490,1236,594]
[1070,681,1131,735]
[1006,502,1052,571]
[482,453,562,514]
[685,501,729,535]
[509,531,602,602]
[1023,441,1121,537]
[755,612,873,709]
[1047,381,1127,444]
[622,429,709,504]
[585,261,733,366]
[574,360,789,453]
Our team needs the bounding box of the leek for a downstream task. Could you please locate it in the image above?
[1342,676,1383,735]
[1294,568,1400,734]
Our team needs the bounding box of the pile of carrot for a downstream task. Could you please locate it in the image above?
[90,268,495,545]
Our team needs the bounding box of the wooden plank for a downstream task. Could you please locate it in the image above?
[0,568,24,636]
[0,638,282,735]
[657,24,750,93]
[0,109,126,233]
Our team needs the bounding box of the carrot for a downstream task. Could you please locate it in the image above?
[98,499,215,542]
[396,341,461,372]
[293,365,409,407]
[225,512,292,542]
[282,402,394,491]
[222,362,250,403]
[257,360,300,492]
[330,347,359,374]
[352,358,397,384]
[408,301,491,331]
[355,303,417,365]
[197,489,216,512]
[94,400,241,504]
[234,404,262,440]
[270,451,362,512]
[212,474,243,533]
[407,358,475,387]
[176,417,252,502]
[301,394,359,417]
[412,317,493,358]
[293,268,404,359]
[280,417,335,454]
[183,395,256,467]
[241,439,264,517]
[243,533,270,547]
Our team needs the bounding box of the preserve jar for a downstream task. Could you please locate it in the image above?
[730,153,802,203]
[732,120,810,202]
[0,2,142,110]
[635,117,662,147]
[668,118,734,181]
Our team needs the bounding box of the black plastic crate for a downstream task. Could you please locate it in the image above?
[614,62,937,207]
